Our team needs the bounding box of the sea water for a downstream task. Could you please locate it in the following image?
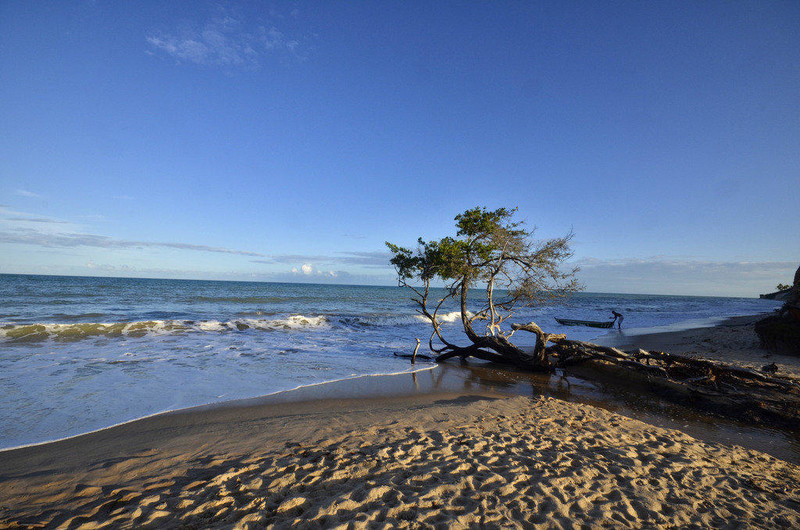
[0,273,782,449]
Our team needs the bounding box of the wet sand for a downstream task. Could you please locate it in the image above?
[2,315,800,528]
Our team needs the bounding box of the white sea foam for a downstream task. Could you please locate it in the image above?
[0,314,333,342]
[257,314,329,330]
[414,310,472,323]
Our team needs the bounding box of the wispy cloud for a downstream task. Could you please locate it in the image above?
[336,251,392,267]
[15,189,43,199]
[0,228,264,257]
[252,251,392,268]
[0,206,71,227]
[5,216,69,224]
[146,7,304,68]
[258,25,298,52]
[254,254,328,264]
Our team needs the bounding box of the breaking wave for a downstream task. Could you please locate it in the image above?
[0,309,462,343]
[0,315,332,343]
[414,310,472,323]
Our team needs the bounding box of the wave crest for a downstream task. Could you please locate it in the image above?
[414,310,471,323]
[0,315,330,343]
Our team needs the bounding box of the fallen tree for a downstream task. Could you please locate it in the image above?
[387,207,800,426]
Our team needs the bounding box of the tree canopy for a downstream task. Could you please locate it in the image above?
[386,206,581,369]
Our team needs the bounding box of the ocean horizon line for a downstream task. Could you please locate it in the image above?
[0,272,767,299]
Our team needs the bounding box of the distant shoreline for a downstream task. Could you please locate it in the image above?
[0,272,776,298]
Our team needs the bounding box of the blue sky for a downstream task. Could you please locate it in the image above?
[1,1,797,296]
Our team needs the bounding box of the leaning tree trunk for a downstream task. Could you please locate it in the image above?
[432,280,554,370]
[458,279,557,369]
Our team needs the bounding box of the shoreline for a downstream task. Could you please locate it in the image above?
[1,310,778,454]
[2,311,796,459]
[0,365,440,454]
[3,312,800,527]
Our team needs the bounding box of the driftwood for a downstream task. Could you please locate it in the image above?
[394,339,432,362]
[426,322,800,428]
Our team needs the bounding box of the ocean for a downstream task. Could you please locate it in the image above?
[0,273,782,450]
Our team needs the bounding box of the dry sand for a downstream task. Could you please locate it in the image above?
[2,314,800,529]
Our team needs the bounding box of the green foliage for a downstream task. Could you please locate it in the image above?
[777,283,791,291]
[388,206,578,291]
[386,237,468,281]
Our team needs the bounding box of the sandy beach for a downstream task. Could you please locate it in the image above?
[2,314,799,529]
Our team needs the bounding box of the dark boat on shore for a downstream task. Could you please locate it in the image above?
[555,317,615,329]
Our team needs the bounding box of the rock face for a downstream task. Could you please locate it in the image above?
[759,289,792,301]
[755,315,800,356]
[756,264,800,356]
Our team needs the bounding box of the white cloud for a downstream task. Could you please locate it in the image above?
[146,8,304,68]
[289,264,338,277]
